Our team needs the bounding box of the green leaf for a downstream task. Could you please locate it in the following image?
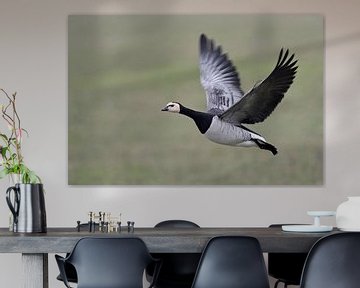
[1,146,9,157]
[28,170,41,184]
[16,164,42,184]
[0,168,9,179]
[0,133,8,141]
[21,128,29,137]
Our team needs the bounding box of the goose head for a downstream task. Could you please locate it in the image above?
[161,102,181,113]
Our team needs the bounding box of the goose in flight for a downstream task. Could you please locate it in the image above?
[161,34,298,155]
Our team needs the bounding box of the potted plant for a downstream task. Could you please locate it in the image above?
[0,88,40,183]
[0,88,46,233]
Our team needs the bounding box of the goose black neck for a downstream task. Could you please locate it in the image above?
[179,105,213,134]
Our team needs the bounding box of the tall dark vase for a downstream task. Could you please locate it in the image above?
[6,183,47,233]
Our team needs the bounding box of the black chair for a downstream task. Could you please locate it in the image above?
[56,262,77,284]
[147,220,201,288]
[300,232,360,288]
[55,237,160,288]
[268,224,308,288]
[191,236,270,288]
[154,220,200,229]
[56,223,99,284]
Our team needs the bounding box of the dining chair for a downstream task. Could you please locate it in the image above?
[300,232,360,288]
[146,220,201,288]
[56,223,99,284]
[55,237,161,288]
[268,224,308,288]
[191,236,270,288]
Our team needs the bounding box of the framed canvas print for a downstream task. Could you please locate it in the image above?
[68,14,323,185]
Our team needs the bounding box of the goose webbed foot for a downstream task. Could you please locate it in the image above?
[252,139,278,155]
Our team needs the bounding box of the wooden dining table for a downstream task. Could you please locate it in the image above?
[0,226,339,288]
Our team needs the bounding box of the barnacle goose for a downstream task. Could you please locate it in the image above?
[161,34,298,155]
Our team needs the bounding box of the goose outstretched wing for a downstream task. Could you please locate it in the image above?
[219,48,298,125]
[199,34,244,115]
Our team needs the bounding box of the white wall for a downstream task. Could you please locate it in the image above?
[0,0,359,287]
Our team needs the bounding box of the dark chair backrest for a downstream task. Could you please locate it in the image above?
[191,236,270,288]
[56,223,100,284]
[149,220,201,288]
[155,220,200,228]
[57,237,155,288]
[300,232,360,288]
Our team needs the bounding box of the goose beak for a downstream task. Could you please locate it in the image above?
[161,106,168,111]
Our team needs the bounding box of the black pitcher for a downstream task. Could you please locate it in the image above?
[6,183,47,233]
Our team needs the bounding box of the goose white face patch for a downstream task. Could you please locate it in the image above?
[164,102,180,113]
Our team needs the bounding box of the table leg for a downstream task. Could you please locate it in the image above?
[22,253,48,288]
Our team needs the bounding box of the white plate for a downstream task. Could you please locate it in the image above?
[307,211,336,217]
[338,227,360,232]
[282,225,333,232]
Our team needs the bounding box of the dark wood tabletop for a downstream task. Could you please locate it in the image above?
[0,226,340,253]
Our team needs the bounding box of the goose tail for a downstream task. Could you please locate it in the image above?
[253,139,278,155]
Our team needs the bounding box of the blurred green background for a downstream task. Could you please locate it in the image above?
[68,15,323,185]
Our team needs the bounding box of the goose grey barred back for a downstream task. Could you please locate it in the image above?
[161,33,298,155]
